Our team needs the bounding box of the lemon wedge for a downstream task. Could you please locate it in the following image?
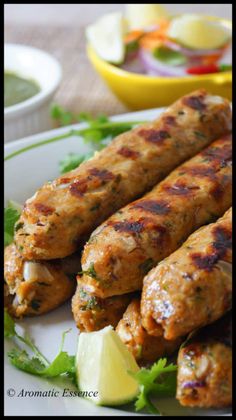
[76,325,139,406]
[86,12,126,64]
[125,4,170,30]
[168,14,231,50]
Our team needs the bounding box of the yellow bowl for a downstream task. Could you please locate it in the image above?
[87,18,232,110]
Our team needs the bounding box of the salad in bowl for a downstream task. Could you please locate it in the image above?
[86,4,232,78]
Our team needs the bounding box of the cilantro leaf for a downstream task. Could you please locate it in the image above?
[80,263,102,282]
[41,352,75,377]
[8,348,47,374]
[59,152,93,174]
[153,47,186,66]
[51,104,148,178]
[51,103,145,141]
[129,358,177,414]
[39,330,75,378]
[4,309,16,338]
[4,201,22,247]
[4,310,75,380]
[219,63,232,72]
[51,104,111,127]
[82,129,104,144]
[50,104,74,126]
[78,112,108,124]
[7,345,75,378]
[4,310,49,365]
[95,114,109,124]
[77,112,93,122]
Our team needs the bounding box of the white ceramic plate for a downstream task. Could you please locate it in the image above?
[4,108,232,416]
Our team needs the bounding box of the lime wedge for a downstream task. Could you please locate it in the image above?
[168,14,231,50]
[125,4,170,30]
[86,12,126,64]
[76,325,140,406]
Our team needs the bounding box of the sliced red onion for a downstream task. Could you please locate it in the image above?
[121,56,146,74]
[125,49,139,62]
[164,39,226,58]
[183,380,206,389]
[138,48,187,77]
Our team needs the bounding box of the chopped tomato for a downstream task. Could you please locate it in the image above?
[186,64,219,75]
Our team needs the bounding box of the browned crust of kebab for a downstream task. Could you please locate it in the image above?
[71,279,134,331]
[4,243,78,317]
[141,208,232,340]
[80,135,232,298]
[116,298,182,365]
[176,314,232,407]
[15,90,232,260]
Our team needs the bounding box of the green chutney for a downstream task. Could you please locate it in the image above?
[4,71,40,107]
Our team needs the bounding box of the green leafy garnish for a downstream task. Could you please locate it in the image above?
[41,352,75,377]
[59,152,93,174]
[79,289,88,299]
[194,131,206,139]
[4,310,75,379]
[4,309,16,338]
[8,349,47,375]
[51,104,109,127]
[85,296,101,311]
[153,46,187,66]
[219,64,232,72]
[126,40,139,55]
[50,104,74,126]
[51,105,145,148]
[4,201,22,247]
[129,358,177,414]
[5,106,146,161]
[81,263,99,280]
[5,310,178,411]
[4,309,48,364]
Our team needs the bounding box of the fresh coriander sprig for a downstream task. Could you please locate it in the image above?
[51,105,147,174]
[4,201,22,247]
[79,263,102,282]
[129,358,177,414]
[4,310,75,379]
[50,104,146,144]
[51,104,109,127]
[5,119,146,161]
[5,310,178,411]
[59,152,94,174]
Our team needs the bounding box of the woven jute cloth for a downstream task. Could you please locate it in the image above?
[5,24,128,117]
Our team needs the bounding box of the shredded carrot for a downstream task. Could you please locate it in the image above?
[201,54,224,66]
[124,19,170,49]
[139,19,170,50]
[124,30,145,44]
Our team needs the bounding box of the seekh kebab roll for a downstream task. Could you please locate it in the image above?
[141,208,232,339]
[116,298,182,365]
[80,135,232,298]
[176,313,232,407]
[15,90,231,260]
[4,244,80,317]
[72,279,134,331]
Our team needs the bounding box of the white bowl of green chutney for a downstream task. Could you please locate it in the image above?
[4,44,62,142]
